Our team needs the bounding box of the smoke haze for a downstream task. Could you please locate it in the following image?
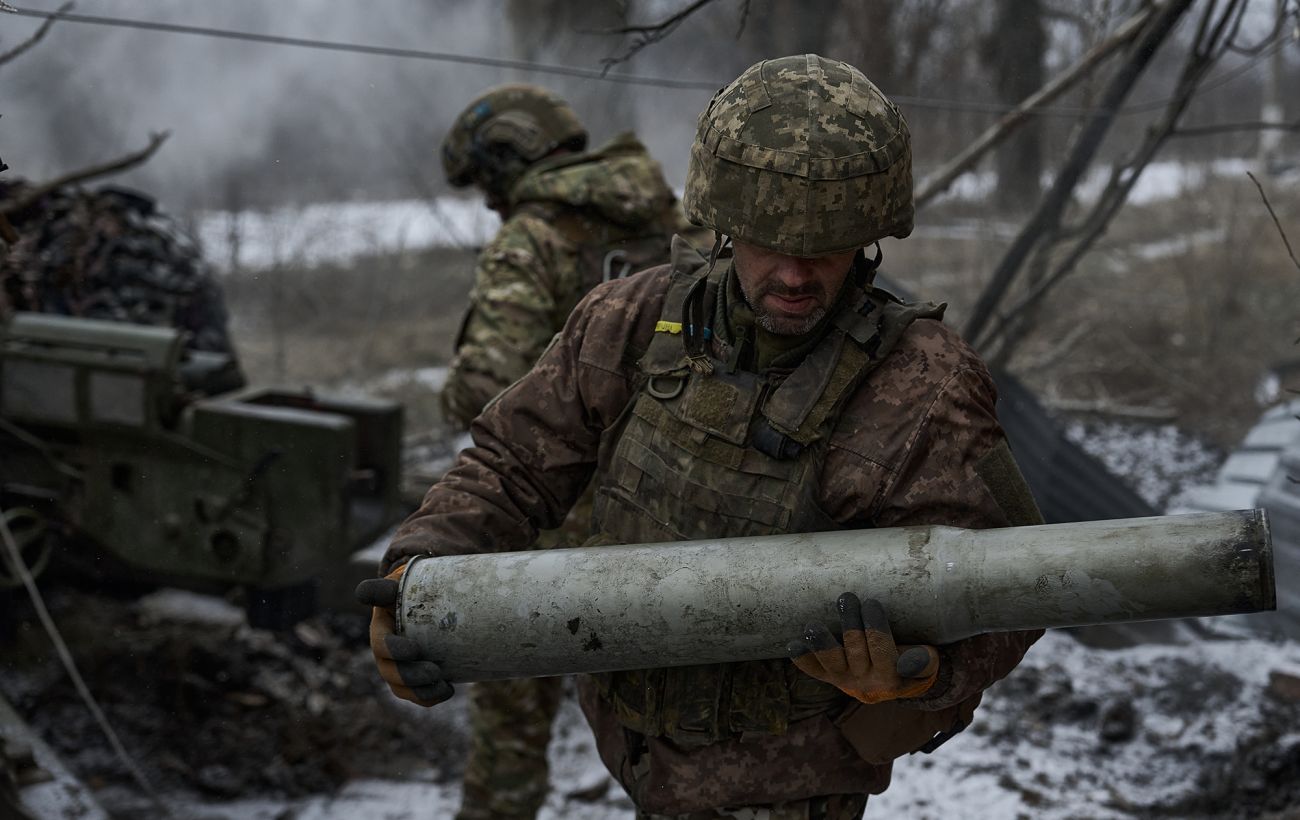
[2,1,1292,217]
[0,1,718,212]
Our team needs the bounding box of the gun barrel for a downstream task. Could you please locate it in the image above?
[396,509,1275,681]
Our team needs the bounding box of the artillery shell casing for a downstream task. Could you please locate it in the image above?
[396,509,1274,681]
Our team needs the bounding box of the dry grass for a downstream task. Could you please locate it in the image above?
[890,173,1300,448]
[222,244,477,432]
[220,171,1300,449]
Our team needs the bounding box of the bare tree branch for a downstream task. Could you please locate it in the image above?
[1,131,170,216]
[915,0,1157,210]
[598,0,719,71]
[1041,3,1093,33]
[981,0,1256,367]
[1014,319,1093,373]
[736,0,752,37]
[1225,0,1294,54]
[1248,171,1300,274]
[962,0,1196,349]
[0,1,71,66]
[1170,118,1300,137]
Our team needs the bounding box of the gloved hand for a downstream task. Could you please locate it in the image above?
[788,592,941,705]
[355,562,454,706]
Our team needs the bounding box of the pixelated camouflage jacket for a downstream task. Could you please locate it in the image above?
[389,244,1041,786]
[440,131,689,428]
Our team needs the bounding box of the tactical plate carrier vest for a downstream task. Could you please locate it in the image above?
[525,200,684,294]
[589,244,945,745]
[450,201,689,359]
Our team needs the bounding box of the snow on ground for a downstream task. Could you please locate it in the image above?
[11,411,1293,819]
[339,365,452,397]
[171,415,1300,820]
[164,677,631,820]
[927,157,1263,210]
[170,628,1300,820]
[193,159,1281,274]
[1063,419,1224,511]
[194,197,501,272]
[874,629,1300,819]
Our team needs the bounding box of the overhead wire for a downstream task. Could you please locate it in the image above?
[5,6,723,91]
[5,5,1291,119]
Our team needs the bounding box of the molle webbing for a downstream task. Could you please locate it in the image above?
[762,288,946,446]
[533,203,680,290]
[590,246,944,745]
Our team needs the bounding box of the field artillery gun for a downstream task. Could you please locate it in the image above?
[0,312,404,627]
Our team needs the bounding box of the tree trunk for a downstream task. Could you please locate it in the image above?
[984,0,1046,211]
[963,0,1196,348]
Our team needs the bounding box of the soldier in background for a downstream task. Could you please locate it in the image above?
[437,84,700,820]
[364,56,1042,818]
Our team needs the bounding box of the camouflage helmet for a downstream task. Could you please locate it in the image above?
[683,54,914,257]
[441,84,588,191]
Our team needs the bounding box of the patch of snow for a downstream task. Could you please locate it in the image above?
[924,170,997,203]
[195,197,501,272]
[351,524,402,570]
[908,218,1021,241]
[2,695,110,820]
[193,159,1268,273]
[1062,420,1222,511]
[929,158,1261,209]
[179,684,633,819]
[134,588,245,628]
[360,366,451,395]
[875,629,1300,818]
[1079,157,1258,207]
[172,629,1300,819]
[404,431,475,481]
[1126,227,1227,261]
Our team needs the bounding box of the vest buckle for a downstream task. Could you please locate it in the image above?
[751,418,803,460]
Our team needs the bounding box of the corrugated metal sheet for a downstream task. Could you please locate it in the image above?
[1171,400,1300,515]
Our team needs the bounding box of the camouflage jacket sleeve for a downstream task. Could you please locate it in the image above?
[440,212,582,429]
[819,320,1042,711]
[385,266,671,573]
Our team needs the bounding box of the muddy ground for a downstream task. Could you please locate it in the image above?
[0,586,461,815]
[4,583,1300,819]
[5,169,1300,817]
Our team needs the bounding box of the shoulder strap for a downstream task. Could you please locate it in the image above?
[762,287,946,445]
[636,236,710,376]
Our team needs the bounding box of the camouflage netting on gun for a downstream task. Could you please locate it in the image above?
[0,182,238,355]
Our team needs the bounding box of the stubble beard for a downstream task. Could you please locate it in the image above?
[738,278,827,336]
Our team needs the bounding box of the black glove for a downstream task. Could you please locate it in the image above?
[355,564,454,706]
[788,592,941,704]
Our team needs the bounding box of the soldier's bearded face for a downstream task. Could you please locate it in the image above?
[732,241,857,335]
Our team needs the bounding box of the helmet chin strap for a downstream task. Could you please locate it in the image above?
[706,231,731,274]
[853,242,883,288]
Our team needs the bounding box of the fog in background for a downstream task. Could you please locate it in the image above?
[1,0,1294,216]
[1,0,712,213]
